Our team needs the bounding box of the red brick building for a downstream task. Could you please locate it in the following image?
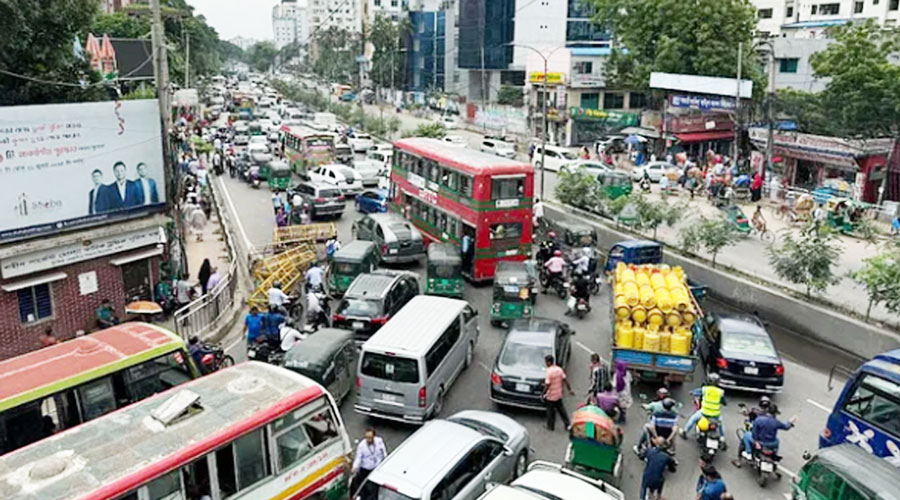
[0,215,169,360]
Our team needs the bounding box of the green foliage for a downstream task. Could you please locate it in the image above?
[587,0,762,92]
[497,85,524,106]
[404,123,446,138]
[768,229,842,298]
[219,40,244,62]
[555,169,601,209]
[312,27,358,83]
[851,251,900,320]
[635,195,686,240]
[246,41,278,74]
[90,12,149,38]
[679,216,739,267]
[369,15,412,89]
[0,0,109,105]
[122,86,156,100]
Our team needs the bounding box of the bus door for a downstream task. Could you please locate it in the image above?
[461,223,476,276]
[825,366,900,463]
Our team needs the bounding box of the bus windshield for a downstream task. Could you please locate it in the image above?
[841,374,900,438]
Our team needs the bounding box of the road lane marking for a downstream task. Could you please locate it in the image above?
[217,176,253,253]
[575,341,604,361]
[478,361,491,373]
[226,336,244,354]
[806,399,831,413]
[778,465,797,479]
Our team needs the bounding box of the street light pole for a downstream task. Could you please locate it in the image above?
[540,57,547,200]
[766,44,776,179]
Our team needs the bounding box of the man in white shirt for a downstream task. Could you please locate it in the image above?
[305,262,324,292]
[351,429,388,496]
[268,281,290,312]
[533,198,544,228]
[279,319,306,351]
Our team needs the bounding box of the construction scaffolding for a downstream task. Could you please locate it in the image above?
[273,223,338,247]
[248,240,318,311]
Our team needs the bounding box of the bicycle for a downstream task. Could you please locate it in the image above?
[751,218,775,243]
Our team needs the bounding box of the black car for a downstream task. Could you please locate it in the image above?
[697,313,784,393]
[490,318,575,409]
[332,270,420,343]
[291,181,345,219]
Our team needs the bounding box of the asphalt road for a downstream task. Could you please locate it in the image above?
[210,149,858,500]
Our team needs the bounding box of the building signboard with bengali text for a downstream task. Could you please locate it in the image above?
[569,108,640,126]
[669,94,736,111]
[666,114,733,133]
[0,100,166,242]
[528,72,565,85]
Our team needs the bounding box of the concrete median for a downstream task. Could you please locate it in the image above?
[545,202,900,360]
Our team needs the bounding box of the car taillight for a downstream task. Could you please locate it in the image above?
[382,244,388,254]
[356,376,361,388]
[333,314,345,322]
[338,195,345,201]
[418,386,426,407]
[775,364,785,375]
[716,358,728,369]
[370,316,389,326]
[315,197,325,202]
[491,372,502,386]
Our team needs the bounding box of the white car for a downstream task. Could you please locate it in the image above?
[258,119,275,133]
[475,461,624,500]
[632,161,675,182]
[365,150,392,168]
[532,145,579,172]
[481,138,516,159]
[248,135,268,147]
[307,163,363,196]
[247,143,272,165]
[440,115,459,129]
[560,159,614,175]
[442,135,468,147]
[368,142,393,153]
[351,159,385,188]
[347,132,375,153]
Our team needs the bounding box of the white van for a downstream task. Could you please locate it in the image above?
[355,295,479,424]
[531,145,578,172]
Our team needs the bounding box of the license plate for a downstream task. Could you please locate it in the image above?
[389,248,398,254]
[706,439,719,449]
[761,461,774,472]
[353,321,365,330]
[515,383,530,393]
[744,366,759,375]
[380,393,398,403]
[247,349,256,358]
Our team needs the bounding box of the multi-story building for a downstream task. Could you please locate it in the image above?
[272,0,309,54]
[407,9,446,91]
[99,0,136,14]
[229,36,258,52]
[309,0,364,33]
[366,0,409,23]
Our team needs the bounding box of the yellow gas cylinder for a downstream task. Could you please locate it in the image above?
[643,329,660,352]
[656,288,673,313]
[672,266,685,280]
[666,310,683,328]
[632,326,645,351]
[659,329,672,353]
[615,297,631,320]
[650,272,667,290]
[682,309,696,326]
[616,322,634,348]
[614,282,625,298]
[647,308,665,328]
[615,261,627,276]
[671,286,690,311]
[640,285,656,309]
[624,282,640,307]
[631,305,647,325]
[665,273,682,289]
[636,270,651,288]
[658,263,671,273]
[670,332,690,355]
[621,268,636,284]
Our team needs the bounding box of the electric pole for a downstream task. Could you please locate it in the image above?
[766,44,775,180]
[480,42,487,132]
[185,28,190,88]
[150,0,171,130]
[734,42,742,168]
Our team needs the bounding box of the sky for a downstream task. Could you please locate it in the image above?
[187,0,278,42]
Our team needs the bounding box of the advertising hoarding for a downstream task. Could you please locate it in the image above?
[0,99,166,242]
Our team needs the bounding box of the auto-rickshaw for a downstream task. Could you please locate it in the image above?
[597,170,632,200]
[248,121,263,136]
[281,329,356,404]
[490,261,537,327]
[266,160,293,191]
[426,243,464,298]
[553,220,598,247]
[326,241,378,297]
[564,405,623,485]
[825,197,864,234]
[792,444,900,500]
[720,204,751,234]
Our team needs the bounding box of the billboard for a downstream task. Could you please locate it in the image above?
[0,99,166,242]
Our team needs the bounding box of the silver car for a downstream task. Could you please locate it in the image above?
[353,212,425,264]
[360,410,531,500]
[352,158,384,188]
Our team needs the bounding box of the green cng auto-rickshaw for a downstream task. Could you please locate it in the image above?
[598,170,633,200]
[490,261,537,327]
[426,243,464,297]
[792,444,900,500]
[326,241,378,297]
[267,160,293,191]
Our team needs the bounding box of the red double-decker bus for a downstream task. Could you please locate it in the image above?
[390,137,534,281]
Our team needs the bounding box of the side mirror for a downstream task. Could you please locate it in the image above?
[802,450,811,460]
[503,446,514,457]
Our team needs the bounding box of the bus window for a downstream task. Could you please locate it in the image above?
[78,377,117,421]
[459,174,473,198]
[124,351,194,402]
[181,456,212,500]
[216,428,271,496]
[842,374,900,437]
[146,469,181,500]
[490,223,522,242]
[491,178,524,199]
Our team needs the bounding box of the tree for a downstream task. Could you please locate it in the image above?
[404,123,446,138]
[0,0,109,105]
[497,85,524,106]
[768,229,841,298]
[90,12,150,39]
[246,41,278,73]
[219,40,244,63]
[635,196,685,240]
[312,27,358,83]
[851,251,900,320]
[369,15,412,89]
[679,217,738,268]
[555,169,601,209]
[587,0,762,90]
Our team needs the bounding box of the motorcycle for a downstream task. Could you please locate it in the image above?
[639,178,652,193]
[735,403,783,487]
[540,267,568,299]
[589,271,602,295]
[567,292,591,319]
[695,418,723,458]
[197,342,234,373]
[247,336,284,366]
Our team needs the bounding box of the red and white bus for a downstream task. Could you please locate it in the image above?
[390,137,534,281]
[0,361,352,500]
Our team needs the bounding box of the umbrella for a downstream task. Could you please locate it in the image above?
[624,134,647,145]
[125,300,163,315]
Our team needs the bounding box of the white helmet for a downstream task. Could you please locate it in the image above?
[583,247,592,256]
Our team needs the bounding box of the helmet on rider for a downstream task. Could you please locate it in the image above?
[554,250,562,257]
[273,281,282,289]
[662,398,676,410]
[547,231,557,239]
[707,373,721,386]
[583,247,592,256]
[758,395,772,410]
[656,387,670,400]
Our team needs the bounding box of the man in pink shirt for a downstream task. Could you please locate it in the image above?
[543,354,575,431]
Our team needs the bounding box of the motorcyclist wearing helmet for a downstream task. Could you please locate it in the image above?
[279,317,307,352]
[572,247,593,276]
[682,373,727,443]
[566,271,591,315]
[734,402,797,467]
[268,281,290,315]
[634,398,679,456]
[188,336,211,372]
[543,249,567,293]
[642,387,671,415]
[536,231,559,266]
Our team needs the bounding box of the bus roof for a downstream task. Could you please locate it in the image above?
[394,137,534,176]
[0,322,184,413]
[280,124,332,138]
[873,349,900,366]
[0,362,324,500]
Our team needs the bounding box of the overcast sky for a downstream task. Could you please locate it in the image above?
[188,0,278,42]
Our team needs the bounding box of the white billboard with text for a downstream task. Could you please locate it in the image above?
[0,99,166,241]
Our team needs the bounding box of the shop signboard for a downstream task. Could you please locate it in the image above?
[669,94,736,111]
[666,114,733,133]
[569,107,640,126]
[570,74,605,88]
[0,100,166,242]
[529,72,565,85]
[748,128,894,157]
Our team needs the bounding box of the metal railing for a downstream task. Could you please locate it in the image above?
[173,177,240,341]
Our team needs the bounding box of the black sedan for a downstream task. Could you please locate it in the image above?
[490,318,574,409]
[698,313,784,393]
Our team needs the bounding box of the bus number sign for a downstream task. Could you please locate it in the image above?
[495,199,519,208]
[420,188,438,205]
